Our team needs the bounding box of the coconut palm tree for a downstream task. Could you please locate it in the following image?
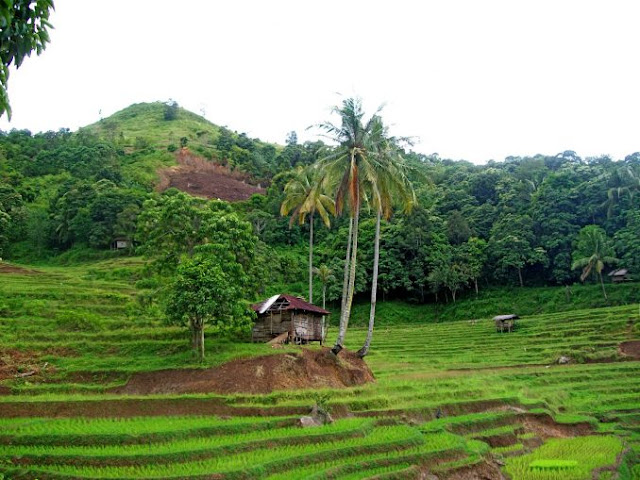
[281,167,335,304]
[600,165,640,218]
[356,117,416,358]
[571,225,618,300]
[316,98,388,354]
[317,98,416,356]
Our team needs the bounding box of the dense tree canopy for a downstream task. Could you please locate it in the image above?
[1,105,639,309]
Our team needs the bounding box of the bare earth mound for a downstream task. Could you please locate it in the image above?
[620,340,640,359]
[157,149,265,202]
[113,348,375,395]
[0,263,40,275]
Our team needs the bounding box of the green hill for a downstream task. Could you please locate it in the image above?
[81,101,285,179]
[82,102,222,156]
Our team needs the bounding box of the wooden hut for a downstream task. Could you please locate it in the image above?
[608,268,631,283]
[493,314,519,333]
[251,294,330,344]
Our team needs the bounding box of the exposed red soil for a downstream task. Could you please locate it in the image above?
[112,348,374,395]
[620,340,640,359]
[521,412,593,439]
[0,397,309,418]
[157,149,265,202]
[0,347,74,386]
[437,459,508,480]
[0,263,40,275]
[475,431,521,448]
[0,349,43,382]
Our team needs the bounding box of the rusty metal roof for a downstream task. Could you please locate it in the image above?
[252,294,330,315]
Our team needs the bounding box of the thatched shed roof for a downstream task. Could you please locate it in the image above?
[252,294,330,316]
[608,268,628,277]
[493,314,519,321]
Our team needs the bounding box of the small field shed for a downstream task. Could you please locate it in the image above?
[494,314,519,333]
[251,294,330,344]
[608,268,631,283]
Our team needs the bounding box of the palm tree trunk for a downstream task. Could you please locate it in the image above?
[599,272,608,300]
[333,218,353,354]
[334,209,359,354]
[358,210,381,358]
[517,267,523,287]
[340,218,353,315]
[322,285,327,310]
[308,212,314,304]
[321,284,327,344]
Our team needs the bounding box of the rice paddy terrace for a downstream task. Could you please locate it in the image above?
[0,260,639,479]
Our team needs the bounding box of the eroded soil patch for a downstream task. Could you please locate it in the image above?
[0,349,47,382]
[157,149,265,202]
[0,263,40,275]
[112,348,374,395]
[620,340,640,359]
[436,459,507,480]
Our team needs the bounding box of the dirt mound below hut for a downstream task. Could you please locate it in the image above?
[112,348,375,395]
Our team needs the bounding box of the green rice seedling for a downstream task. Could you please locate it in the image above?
[504,436,624,480]
[17,425,424,478]
[492,443,525,456]
[529,459,579,470]
[0,418,373,463]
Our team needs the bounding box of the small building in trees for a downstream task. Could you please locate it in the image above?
[608,268,631,283]
[111,238,129,250]
[493,314,519,333]
[251,294,329,344]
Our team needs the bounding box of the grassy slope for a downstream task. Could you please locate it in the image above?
[82,102,221,152]
[348,281,640,326]
[0,258,639,479]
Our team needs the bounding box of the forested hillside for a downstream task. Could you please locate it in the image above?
[1,101,638,307]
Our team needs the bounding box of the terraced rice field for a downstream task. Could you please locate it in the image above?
[0,261,639,479]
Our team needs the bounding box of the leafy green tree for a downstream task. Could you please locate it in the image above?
[427,243,473,303]
[0,182,23,254]
[459,237,488,295]
[137,190,256,280]
[614,211,640,275]
[601,164,640,219]
[163,100,178,121]
[165,250,254,362]
[1,0,54,118]
[572,225,618,300]
[446,210,472,245]
[530,171,581,284]
[489,213,547,287]
[136,190,212,273]
[0,207,9,257]
[377,207,438,302]
[280,166,335,304]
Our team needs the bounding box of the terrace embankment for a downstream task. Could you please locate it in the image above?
[112,348,374,395]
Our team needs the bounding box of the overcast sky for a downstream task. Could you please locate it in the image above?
[1,0,640,163]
